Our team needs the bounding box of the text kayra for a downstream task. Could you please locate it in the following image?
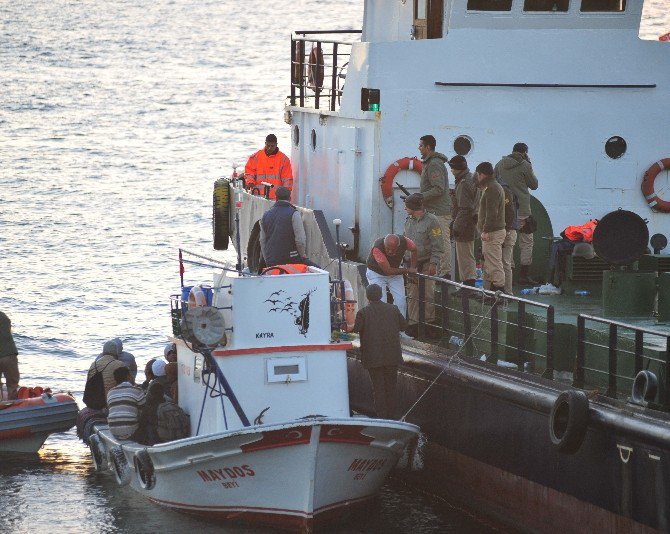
[256,332,274,339]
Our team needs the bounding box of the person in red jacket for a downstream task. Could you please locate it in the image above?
[244,134,293,200]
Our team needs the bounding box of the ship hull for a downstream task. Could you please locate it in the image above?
[347,348,669,533]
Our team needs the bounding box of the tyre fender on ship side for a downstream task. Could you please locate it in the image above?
[111,446,132,486]
[549,389,590,454]
[89,434,107,472]
[134,449,156,490]
[213,178,231,250]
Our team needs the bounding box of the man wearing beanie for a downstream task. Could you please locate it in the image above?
[449,155,479,291]
[494,142,539,285]
[476,162,506,294]
[353,284,407,419]
[87,340,126,406]
[403,193,444,338]
[260,185,308,269]
[418,135,452,278]
[244,133,293,199]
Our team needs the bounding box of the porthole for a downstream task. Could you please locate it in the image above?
[293,125,300,146]
[453,136,472,156]
[605,136,626,159]
[311,129,317,151]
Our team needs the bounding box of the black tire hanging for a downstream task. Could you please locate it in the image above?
[134,449,156,490]
[213,178,231,250]
[549,390,590,454]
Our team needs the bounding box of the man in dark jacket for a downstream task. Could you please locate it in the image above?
[260,186,308,269]
[449,155,478,289]
[418,135,451,278]
[0,312,20,399]
[353,284,406,419]
[494,142,539,285]
[476,162,506,293]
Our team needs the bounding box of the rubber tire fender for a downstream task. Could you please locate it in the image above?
[89,434,107,472]
[110,446,132,486]
[134,448,156,491]
[549,389,589,454]
[213,178,231,250]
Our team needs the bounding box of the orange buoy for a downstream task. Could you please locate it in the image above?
[379,157,423,208]
[641,158,670,212]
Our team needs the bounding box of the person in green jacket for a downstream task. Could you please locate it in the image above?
[494,142,540,285]
[0,312,20,399]
[418,135,451,279]
[476,162,506,293]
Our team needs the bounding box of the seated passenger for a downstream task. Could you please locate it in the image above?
[140,358,156,390]
[107,366,146,441]
[165,361,178,403]
[164,342,177,363]
[86,340,126,407]
[113,337,137,383]
[135,381,165,445]
[151,358,169,390]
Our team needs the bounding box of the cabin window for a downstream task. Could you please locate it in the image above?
[605,136,626,159]
[454,136,473,156]
[524,0,569,11]
[413,0,444,40]
[581,0,626,12]
[266,356,307,383]
[467,0,513,11]
[293,125,300,146]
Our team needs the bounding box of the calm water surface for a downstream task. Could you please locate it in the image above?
[1,1,668,532]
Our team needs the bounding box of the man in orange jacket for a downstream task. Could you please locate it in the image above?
[244,134,293,200]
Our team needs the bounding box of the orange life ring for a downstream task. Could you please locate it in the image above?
[379,157,424,208]
[641,158,670,212]
[307,46,324,90]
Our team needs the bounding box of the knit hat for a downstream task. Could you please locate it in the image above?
[366,284,382,302]
[275,186,291,200]
[164,343,176,358]
[448,155,467,170]
[103,340,119,357]
[113,337,123,353]
[152,359,167,377]
[404,193,424,210]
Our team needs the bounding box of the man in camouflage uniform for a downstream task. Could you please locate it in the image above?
[403,193,445,338]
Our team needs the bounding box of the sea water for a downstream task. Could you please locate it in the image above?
[1,1,668,532]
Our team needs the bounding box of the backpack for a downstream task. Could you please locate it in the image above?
[156,401,190,442]
[83,361,112,410]
[499,180,520,231]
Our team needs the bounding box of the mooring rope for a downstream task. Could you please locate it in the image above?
[400,291,504,422]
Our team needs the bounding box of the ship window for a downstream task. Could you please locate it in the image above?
[293,125,300,146]
[311,129,317,151]
[454,136,472,156]
[581,0,626,12]
[524,0,569,11]
[605,136,626,159]
[467,0,513,11]
[266,356,307,383]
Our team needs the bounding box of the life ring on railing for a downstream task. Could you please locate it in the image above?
[641,158,670,212]
[307,46,324,90]
[379,157,424,209]
[292,40,304,83]
[188,286,207,308]
[548,390,589,454]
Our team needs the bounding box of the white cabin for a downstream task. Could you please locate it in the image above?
[175,268,352,434]
[286,0,669,272]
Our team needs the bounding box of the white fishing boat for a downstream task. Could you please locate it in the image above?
[90,260,419,532]
[0,390,78,453]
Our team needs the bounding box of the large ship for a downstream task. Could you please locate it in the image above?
[217,1,670,531]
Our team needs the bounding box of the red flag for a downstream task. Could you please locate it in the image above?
[179,249,185,287]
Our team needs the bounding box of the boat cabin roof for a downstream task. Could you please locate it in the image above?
[363,1,644,42]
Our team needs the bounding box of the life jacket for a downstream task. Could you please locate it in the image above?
[16,386,48,399]
[562,219,598,243]
[261,264,310,275]
[366,236,409,275]
[244,149,293,199]
[261,201,300,265]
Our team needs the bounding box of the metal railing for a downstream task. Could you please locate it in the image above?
[573,314,670,409]
[290,30,361,111]
[412,274,556,378]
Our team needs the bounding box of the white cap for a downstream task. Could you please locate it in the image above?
[152,359,167,377]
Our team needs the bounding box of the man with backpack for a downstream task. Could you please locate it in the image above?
[85,340,125,410]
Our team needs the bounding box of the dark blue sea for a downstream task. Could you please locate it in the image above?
[0,0,667,532]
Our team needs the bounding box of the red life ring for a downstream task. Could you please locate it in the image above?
[307,46,324,90]
[379,157,423,208]
[641,158,670,212]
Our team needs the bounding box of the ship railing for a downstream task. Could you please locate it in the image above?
[290,30,362,111]
[413,274,555,379]
[573,314,670,410]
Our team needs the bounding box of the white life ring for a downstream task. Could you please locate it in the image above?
[188,286,207,308]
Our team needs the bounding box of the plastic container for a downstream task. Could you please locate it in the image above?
[475,263,484,288]
[520,287,539,295]
[574,290,591,296]
[449,335,464,347]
